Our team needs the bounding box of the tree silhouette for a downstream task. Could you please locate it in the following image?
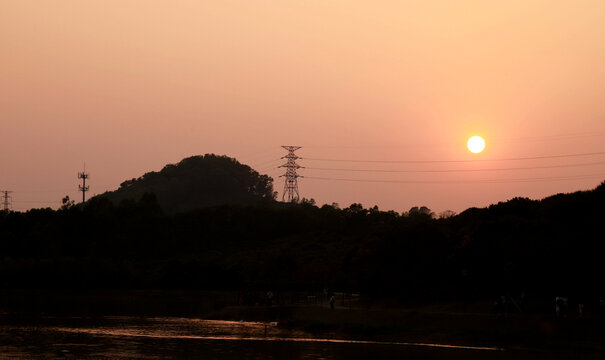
[97,154,277,213]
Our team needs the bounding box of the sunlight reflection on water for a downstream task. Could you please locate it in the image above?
[52,322,501,351]
[0,316,557,360]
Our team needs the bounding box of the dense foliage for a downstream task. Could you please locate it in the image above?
[0,180,604,304]
[97,154,276,213]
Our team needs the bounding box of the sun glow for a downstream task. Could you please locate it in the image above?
[467,136,485,154]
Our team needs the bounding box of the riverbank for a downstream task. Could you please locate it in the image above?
[1,290,604,356]
[206,305,605,355]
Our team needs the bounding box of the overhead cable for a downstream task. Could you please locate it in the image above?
[304,173,605,184]
[303,151,605,164]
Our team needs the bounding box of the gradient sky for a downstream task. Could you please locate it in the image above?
[2,1,605,213]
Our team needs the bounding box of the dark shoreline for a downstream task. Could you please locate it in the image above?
[207,305,605,354]
[2,289,605,356]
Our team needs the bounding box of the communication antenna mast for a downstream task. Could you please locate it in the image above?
[78,164,90,204]
[279,146,303,202]
[1,190,12,211]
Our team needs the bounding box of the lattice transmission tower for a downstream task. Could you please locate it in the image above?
[78,164,90,204]
[1,190,12,211]
[279,146,302,202]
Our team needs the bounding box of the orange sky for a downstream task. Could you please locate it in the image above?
[1,1,605,213]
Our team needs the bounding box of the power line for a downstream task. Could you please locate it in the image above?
[302,132,605,149]
[304,173,605,185]
[303,150,605,164]
[252,158,283,168]
[11,189,74,193]
[305,160,605,173]
[258,165,281,173]
[12,200,61,203]
[497,132,605,144]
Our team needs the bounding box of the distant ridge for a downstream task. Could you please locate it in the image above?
[96,154,276,213]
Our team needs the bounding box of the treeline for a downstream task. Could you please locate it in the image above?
[0,182,604,303]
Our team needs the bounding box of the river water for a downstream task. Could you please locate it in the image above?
[0,316,594,359]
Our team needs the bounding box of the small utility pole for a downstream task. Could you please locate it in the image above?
[78,165,89,204]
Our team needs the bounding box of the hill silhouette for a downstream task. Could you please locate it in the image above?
[96,154,276,213]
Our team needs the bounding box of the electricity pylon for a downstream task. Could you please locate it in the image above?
[1,190,12,211]
[279,146,302,202]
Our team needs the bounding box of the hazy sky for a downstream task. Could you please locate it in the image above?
[2,1,605,213]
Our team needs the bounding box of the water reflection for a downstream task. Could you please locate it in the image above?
[53,323,501,351]
[0,316,593,359]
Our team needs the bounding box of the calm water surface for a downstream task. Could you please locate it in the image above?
[0,316,592,359]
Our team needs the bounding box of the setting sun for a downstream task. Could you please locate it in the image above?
[467,136,485,154]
